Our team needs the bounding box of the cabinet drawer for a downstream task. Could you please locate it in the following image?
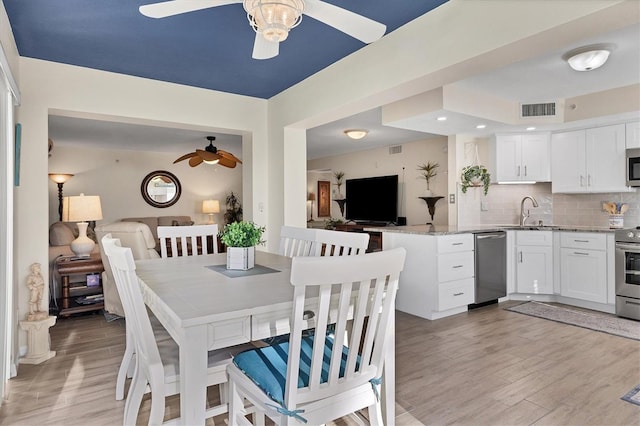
[437,234,474,254]
[516,230,552,246]
[560,232,606,250]
[438,252,474,282]
[438,278,475,311]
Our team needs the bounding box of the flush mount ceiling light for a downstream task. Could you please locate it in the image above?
[562,43,615,72]
[243,0,304,43]
[476,124,486,129]
[436,116,447,121]
[344,129,368,140]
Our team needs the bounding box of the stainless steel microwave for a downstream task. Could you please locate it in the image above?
[628,148,640,187]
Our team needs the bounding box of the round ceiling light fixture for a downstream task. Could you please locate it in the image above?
[344,129,369,140]
[562,43,615,72]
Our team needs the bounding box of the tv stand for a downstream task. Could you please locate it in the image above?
[334,223,387,252]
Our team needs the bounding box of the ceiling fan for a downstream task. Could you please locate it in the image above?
[139,0,386,60]
[173,136,242,168]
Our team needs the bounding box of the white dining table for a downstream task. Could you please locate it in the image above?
[135,251,395,425]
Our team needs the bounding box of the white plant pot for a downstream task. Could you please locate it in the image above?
[226,246,255,270]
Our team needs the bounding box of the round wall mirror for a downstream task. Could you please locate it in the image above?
[140,170,182,208]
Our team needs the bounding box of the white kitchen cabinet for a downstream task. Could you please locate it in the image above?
[627,121,640,149]
[495,133,550,182]
[383,232,474,320]
[551,124,628,193]
[559,233,608,303]
[515,231,553,294]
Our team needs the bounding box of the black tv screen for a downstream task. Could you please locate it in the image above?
[345,175,398,223]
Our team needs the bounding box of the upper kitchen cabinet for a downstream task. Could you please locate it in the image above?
[627,122,640,149]
[494,133,550,182]
[551,124,629,193]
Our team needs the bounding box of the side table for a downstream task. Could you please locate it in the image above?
[55,253,105,317]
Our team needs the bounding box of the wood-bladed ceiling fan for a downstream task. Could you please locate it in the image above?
[173,136,242,168]
[139,0,386,60]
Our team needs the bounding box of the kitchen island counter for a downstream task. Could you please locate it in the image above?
[364,224,615,235]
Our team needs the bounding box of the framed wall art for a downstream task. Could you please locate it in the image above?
[317,180,331,217]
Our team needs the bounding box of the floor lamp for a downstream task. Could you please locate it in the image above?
[307,193,316,222]
[48,174,74,222]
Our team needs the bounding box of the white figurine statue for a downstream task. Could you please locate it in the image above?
[26,262,48,321]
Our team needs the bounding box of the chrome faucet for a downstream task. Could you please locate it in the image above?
[520,196,539,226]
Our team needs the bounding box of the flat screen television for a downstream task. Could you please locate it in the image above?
[345,175,398,224]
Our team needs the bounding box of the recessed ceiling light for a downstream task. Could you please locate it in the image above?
[476,124,486,129]
[343,129,368,140]
[436,116,447,121]
[562,43,615,72]
[526,127,536,131]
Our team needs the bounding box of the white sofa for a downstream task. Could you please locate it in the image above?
[95,221,160,317]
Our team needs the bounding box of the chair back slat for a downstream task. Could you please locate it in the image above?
[279,226,369,259]
[279,226,316,257]
[157,224,219,257]
[284,248,405,409]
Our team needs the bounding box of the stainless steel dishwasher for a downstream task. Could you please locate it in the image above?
[471,231,507,307]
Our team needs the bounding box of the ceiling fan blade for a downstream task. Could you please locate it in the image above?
[173,152,198,163]
[252,33,279,60]
[218,150,243,164]
[139,0,241,19]
[189,155,204,167]
[218,157,237,168]
[303,0,386,44]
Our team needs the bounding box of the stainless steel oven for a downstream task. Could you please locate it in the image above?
[627,148,640,187]
[615,227,640,320]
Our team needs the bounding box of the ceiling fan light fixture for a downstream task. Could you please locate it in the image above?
[562,43,615,72]
[244,0,304,43]
[344,129,368,140]
[203,159,220,165]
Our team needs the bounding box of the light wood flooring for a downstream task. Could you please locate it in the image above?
[1,302,639,425]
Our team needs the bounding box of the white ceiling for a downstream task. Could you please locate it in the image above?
[49,22,640,160]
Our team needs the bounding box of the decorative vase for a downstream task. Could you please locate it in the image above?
[226,246,255,270]
[609,214,624,229]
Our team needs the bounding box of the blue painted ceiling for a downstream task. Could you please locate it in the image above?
[4,0,448,99]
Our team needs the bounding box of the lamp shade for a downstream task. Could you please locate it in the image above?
[307,193,316,201]
[62,194,103,222]
[202,199,220,214]
[48,173,74,184]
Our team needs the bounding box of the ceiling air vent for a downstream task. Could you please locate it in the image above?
[389,145,402,155]
[521,102,556,118]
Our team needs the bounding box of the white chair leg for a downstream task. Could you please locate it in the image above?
[228,379,249,426]
[116,329,135,400]
[124,368,147,426]
[367,402,383,426]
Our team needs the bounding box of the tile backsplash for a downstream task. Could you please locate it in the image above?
[457,182,640,228]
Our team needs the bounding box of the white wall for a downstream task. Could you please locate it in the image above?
[307,137,449,226]
[48,145,242,226]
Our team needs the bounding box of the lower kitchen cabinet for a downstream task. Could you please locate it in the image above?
[382,231,474,320]
[515,231,553,294]
[559,233,608,303]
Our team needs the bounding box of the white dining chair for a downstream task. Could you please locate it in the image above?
[227,247,406,425]
[101,234,249,425]
[278,226,369,258]
[157,224,219,258]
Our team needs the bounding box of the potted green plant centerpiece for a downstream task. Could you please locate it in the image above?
[219,221,265,270]
[460,165,491,195]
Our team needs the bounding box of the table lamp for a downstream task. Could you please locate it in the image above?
[48,173,74,222]
[62,193,103,257]
[202,199,220,224]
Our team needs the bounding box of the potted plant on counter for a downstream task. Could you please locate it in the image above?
[219,221,265,270]
[460,165,491,195]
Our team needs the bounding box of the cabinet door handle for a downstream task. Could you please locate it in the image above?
[524,165,527,176]
[453,292,464,296]
[451,242,463,246]
[574,252,589,256]
[519,251,523,263]
[580,175,584,187]
[588,174,592,186]
[452,265,463,269]
[517,165,521,176]
[574,239,589,243]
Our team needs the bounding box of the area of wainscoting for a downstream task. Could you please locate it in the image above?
[457,183,640,228]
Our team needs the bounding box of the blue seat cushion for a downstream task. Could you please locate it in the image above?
[233,332,353,406]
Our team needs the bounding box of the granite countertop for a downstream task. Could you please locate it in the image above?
[363,224,616,235]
